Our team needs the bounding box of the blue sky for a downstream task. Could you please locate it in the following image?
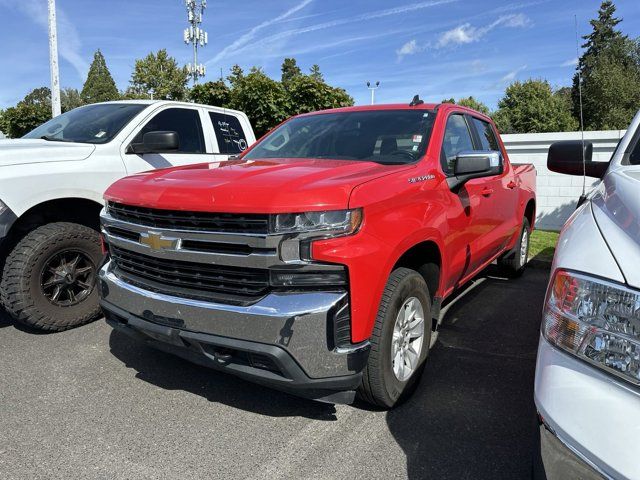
[1,0,639,110]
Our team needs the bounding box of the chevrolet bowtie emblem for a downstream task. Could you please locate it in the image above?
[139,232,180,251]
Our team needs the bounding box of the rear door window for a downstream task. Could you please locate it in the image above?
[132,108,205,153]
[470,117,500,151]
[209,112,249,154]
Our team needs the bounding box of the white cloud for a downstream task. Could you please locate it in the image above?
[436,13,530,48]
[0,0,88,80]
[562,57,579,67]
[208,0,457,65]
[208,0,314,65]
[500,65,527,83]
[396,39,422,60]
[471,59,487,73]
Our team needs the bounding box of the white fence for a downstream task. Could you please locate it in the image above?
[502,130,625,231]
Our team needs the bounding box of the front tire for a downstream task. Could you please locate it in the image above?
[358,267,431,408]
[0,222,102,332]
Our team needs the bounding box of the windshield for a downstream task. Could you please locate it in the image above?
[243,109,436,165]
[23,103,147,144]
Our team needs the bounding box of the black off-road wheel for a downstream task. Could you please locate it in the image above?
[358,267,432,409]
[0,222,102,332]
[498,217,531,278]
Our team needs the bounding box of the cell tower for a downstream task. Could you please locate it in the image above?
[183,0,208,84]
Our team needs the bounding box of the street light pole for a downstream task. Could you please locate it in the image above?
[366,81,380,105]
[47,0,61,117]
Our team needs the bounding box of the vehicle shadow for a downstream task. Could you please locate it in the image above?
[107,329,339,421]
[0,308,13,328]
[385,266,548,479]
[0,307,57,334]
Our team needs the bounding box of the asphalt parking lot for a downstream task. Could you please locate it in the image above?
[0,266,549,480]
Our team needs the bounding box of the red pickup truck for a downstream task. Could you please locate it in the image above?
[98,100,536,407]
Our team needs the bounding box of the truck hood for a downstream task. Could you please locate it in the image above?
[591,168,640,289]
[0,139,95,167]
[105,158,413,213]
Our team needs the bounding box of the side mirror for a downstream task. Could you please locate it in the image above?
[448,151,502,191]
[547,140,607,178]
[128,131,179,154]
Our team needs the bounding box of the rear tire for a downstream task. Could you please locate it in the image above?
[358,267,431,409]
[498,217,531,278]
[0,222,102,332]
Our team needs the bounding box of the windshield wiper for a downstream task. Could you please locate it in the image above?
[40,135,74,142]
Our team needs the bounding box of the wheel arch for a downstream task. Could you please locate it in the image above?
[391,239,442,305]
[6,197,104,244]
[524,198,536,230]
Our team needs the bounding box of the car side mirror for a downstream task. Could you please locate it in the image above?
[127,131,179,154]
[547,140,607,178]
[448,151,502,191]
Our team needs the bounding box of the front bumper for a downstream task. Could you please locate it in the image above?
[535,335,640,479]
[99,262,370,403]
[537,423,604,480]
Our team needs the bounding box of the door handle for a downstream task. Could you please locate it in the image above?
[481,188,494,196]
[507,181,518,189]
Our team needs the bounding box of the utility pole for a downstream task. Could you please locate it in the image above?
[184,0,208,85]
[48,0,61,117]
[366,81,380,105]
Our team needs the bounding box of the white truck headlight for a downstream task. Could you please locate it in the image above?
[543,270,640,385]
[270,209,362,236]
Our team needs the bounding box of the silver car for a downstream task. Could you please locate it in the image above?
[534,111,640,479]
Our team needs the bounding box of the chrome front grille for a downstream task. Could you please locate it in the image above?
[110,246,270,302]
[107,202,270,234]
[100,205,346,306]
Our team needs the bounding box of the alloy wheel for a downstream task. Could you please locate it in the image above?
[391,296,425,382]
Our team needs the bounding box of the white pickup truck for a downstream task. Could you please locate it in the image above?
[0,100,255,331]
[535,110,640,479]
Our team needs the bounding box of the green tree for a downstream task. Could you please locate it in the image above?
[309,64,323,81]
[1,87,52,137]
[494,79,577,133]
[281,58,302,84]
[458,96,490,115]
[227,64,245,87]
[441,96,490,115]
[189,80,231,106]
[61,88,84,112]
[286,74,353,116]
[81,50,119,104]
[227,67,289,137]
[581,38,640,129]
[572,1,640,129]
[129,49,188,100]
[197,60,354,137]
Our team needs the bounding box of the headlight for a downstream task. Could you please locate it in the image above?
[270,209,362,235]
[0,199,7,216]
[543,270,640,385]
